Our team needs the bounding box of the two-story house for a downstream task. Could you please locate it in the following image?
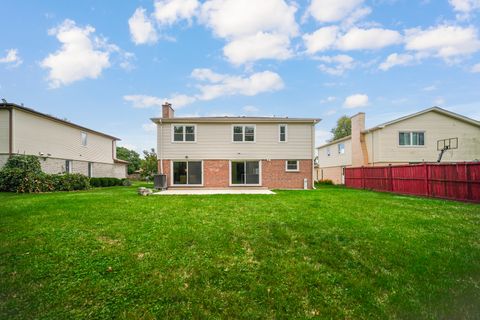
[0,102,127,178]
[152,103,320,189]
[316,107,480,184]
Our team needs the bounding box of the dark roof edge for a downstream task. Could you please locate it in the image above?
[0,103,120,141]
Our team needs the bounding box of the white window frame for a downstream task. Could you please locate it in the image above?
[279,124,287,142]
[171,124,197,143]
[228,160,262,186]
[285,160,299,172]
[398,131,426,147]
[338,143,345,154]
[81,132,87,146]
[232,124,256,143]
[171,160,204,186]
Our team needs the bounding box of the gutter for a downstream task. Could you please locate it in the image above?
[311,123,316,189]
[8,106,13,156]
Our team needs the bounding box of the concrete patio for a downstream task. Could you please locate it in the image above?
[153,189,276,195]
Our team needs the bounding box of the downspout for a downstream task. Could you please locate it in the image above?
[311,122,316,189]
[158,120,164,174]
[8,106,13,156]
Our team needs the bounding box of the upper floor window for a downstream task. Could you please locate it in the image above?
[399,131,424,146]
[233,125,255,142]
[81,132,87,146]
[338,143,345,154]
[279,124,287,142]
[326,147,331,157]
[173,125,196,142]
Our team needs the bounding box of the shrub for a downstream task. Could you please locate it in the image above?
[0,155,90,193]
[90,177,126,188]
[121,179,132,186]
[4,155,42,173]
[316,179,334,186]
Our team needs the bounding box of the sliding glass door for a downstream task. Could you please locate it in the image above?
[231,161,260,185]
[173,161,202,185]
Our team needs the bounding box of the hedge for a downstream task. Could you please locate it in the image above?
[0,155,90,193]
[89,177,131,188]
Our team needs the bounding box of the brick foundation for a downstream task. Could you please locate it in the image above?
[159,159,313,189]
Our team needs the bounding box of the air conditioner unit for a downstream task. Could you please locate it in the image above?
[154,174,167,190]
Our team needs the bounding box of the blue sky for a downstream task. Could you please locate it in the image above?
[1,0,480,152]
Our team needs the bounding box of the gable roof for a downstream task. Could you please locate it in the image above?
[0,102,120,140]
[316,106,480,149]
[363,106,480,133]
[151,116,321,124]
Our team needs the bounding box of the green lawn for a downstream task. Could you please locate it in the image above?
[1,184,479,319]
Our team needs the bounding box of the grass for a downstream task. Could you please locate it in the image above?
[0,184,479,319]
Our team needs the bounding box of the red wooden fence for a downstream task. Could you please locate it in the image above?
[344,162,480,203]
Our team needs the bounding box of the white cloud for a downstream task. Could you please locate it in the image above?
[405,25,480,61]
[320,96,337,104]
[129,7,158,45]
[125,69,284,109]
[303,26,339,54]
[200,0,298,64]
[343,94,369,108]
[223,32,292,65]
[142,122,157,132]
[243,105,259,113]
[336,27,402,50]
[123,95,164,108]
[124,93,195,109]
[472,63,480,72]
[434,97,446,105]
[449,0,480,19]
[200,0,298,38]
[307,0,364,23]
[316,55,354,75]
[193,69,284,100]
[379,53,416,71]
[0,49,22,67]
[316,129,333,145]
[40,19,130,88]
[423,85,437,91]
[154,0,199,25]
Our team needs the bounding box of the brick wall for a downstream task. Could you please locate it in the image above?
[0,155,9,169]
[159,159,313,189]
[262,159,313,189]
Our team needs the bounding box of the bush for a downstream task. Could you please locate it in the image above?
[90,177,127,188]
[0,155,90,193]
[121,179,132,186]
[316,179,334,186]
[4,155,42,173]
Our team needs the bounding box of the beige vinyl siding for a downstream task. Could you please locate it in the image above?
[373,111,480,163]
[0,109,9,153]
[13,109,114,163]
[158,123,313,160]
[317,139,352,168]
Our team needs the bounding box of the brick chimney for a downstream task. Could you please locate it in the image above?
[351,112,368,167]
[162,102,174,118]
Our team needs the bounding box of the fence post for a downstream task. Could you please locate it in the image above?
[423,163,429,196]
[361,166,365,189]
[388,164,393,192]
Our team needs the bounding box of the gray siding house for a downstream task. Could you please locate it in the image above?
[0,103,127,178]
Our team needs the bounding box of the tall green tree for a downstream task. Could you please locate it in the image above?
[141,148,158,180]
[116,147,141,174]
[330,115,351,141]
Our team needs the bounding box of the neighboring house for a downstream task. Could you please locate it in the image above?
[316,107,480,184]
[0,103,127,178]
[152,103,320,189]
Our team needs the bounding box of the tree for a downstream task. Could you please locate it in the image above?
[116,146,141,174]
[330,115,351,141]
[140,148,158,180]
